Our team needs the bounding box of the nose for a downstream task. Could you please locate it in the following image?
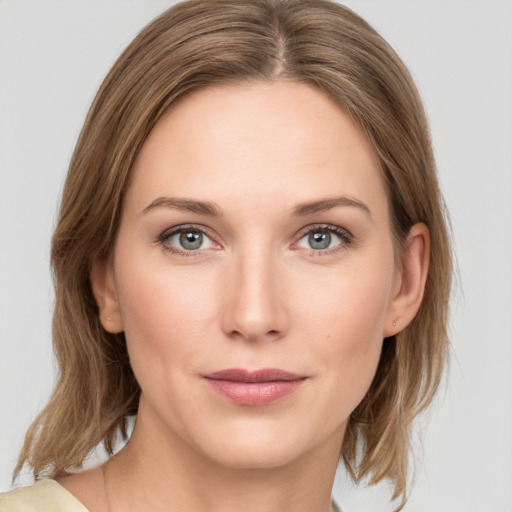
[220,246,289,343]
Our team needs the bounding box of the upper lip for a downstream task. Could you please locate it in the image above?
[204,368,306,382]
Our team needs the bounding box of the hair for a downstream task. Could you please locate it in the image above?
[15,0,452,509]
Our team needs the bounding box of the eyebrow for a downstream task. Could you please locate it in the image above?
[142,195,371,218]
[142,197,222,217]
[292,196,371,217]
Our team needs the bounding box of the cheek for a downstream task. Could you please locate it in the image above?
[114,256,219,389]
[295,258,393,347]
[292,257,394,412]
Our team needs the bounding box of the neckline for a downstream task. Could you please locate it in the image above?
[36,479,91,511]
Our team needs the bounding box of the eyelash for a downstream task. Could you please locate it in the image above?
[294,224,354,257]
[157,223,354,258]
[157,224,217,259]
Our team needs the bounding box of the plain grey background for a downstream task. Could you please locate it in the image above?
[1,1,511,511]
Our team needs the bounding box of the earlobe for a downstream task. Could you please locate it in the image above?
[384,223,430,337]
[90,256,124,333]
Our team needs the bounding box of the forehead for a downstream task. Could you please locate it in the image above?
[127,81,386,218]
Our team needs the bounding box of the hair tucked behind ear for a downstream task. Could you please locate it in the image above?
[15,1,452,508]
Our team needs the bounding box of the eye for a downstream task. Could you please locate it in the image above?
[295,225,352,254]
[159,225,218,256]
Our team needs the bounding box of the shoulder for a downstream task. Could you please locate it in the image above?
[0,480,90,512]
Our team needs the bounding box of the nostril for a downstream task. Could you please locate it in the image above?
[227,328,282,343]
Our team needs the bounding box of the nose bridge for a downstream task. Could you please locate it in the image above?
[222,242,287,342]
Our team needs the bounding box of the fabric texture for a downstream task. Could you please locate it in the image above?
[0,479,342,511]
[0,480,89,512]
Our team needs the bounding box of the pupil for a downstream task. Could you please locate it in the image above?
[309,231,331,250]
[180,230,202,250]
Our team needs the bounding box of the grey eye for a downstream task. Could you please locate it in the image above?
[179,230,203,250]
[308,231,331,250]
[166,228,214,251]
[297,228,345,252]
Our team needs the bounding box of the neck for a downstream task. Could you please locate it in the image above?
[105,397,343,512]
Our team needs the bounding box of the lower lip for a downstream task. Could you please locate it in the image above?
[205,379,306,406]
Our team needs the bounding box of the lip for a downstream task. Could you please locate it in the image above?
[203,368,307,406]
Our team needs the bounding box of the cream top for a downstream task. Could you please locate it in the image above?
[0,480,89,511]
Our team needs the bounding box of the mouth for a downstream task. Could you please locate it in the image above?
[203,368,307,406]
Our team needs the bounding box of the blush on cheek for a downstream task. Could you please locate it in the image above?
[304,285,387,420]
[117,264,217,382]
[114,271,171,380]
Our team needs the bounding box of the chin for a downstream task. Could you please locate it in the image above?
[202,439,308,470]
[189,416,342,471]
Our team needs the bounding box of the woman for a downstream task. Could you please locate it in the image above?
[0,0,452,511]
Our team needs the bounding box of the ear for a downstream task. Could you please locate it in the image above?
[383,223,430,337]
[90,256,124,333]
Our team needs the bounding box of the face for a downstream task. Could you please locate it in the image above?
[98,81,404,469]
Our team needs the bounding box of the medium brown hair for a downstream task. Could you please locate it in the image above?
[16,1,452,508]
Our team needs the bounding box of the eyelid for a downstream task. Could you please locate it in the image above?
[159,223,219,242]
[158,223,222,257]
[292,223,354,256]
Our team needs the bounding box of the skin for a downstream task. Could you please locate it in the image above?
[60,81,429,512]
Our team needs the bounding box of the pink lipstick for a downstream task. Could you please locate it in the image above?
[203,368,307,406]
